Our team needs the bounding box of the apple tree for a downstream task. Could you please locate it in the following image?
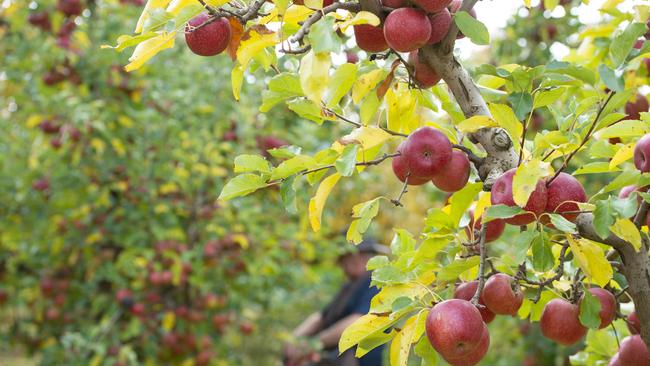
[118,0,650,364]
[0,1,355,364]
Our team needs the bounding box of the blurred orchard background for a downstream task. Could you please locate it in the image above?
[0,0,643,365]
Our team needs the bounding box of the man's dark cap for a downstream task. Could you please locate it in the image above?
[340,237,390,257]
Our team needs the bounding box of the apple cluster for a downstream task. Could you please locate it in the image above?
[354,0,472,88]
[392,126,470,192]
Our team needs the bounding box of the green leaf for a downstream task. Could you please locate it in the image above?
[609,22,649,67]
[218,174,267,200]
[233,154,271,173]
[592,200,615,240]
[437,257,480,282]
[270,155,315,180]
[533,87,566,109]
[347,198,382,244]
[545,60,596,85]
[611,195,639,219]
[287,99,327,124]
[531,232,554,272]
[414,335,439,366]
[327,63,358,108]
[280,176,298,214]
[335,144,359,177]
[548,214,577,234]
[307,16,342,54]
[598,64,624,93]
[268,145,302,159]
[579,290,602,330]
[484,204,524,221]
[356,329,395,358]
[260,73,304,112]
[390,229,416,256]
[507,92,533,121]
[455,11,490,45]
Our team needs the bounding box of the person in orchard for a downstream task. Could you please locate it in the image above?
[284,238,388,366]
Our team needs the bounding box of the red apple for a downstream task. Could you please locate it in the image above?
[411,0,452,14]
[466,214,506,243]
[408,49,441,89]
[402,126,453,179]
[185,13,231,56]
[618,335,650,366]
[634,134,650,172]
[453,281,495,323]
[353,24,389,53]
[57,0,83,16]
[381,0,407,7]
[383,8,432,52]
[544,172,587,222]
[427,8,452,44]
[583,287,616,329]
[482,274,523,316]
[432,149,470,192]
[539,298,587,346]
[28,11,52,31]
[425,299,489,364]
[625,94,649,121]
[392,141,432,185]
[491,168,548,226]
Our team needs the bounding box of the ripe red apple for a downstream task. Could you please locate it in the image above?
[544,172,587,222]
[425,299,489,364]
[482,274,523,316]
[185,13,231,56]
[618,335,650,366]
[57,0,83,16]
[196,350,213,366]
[628,311,641,334]
[625,94,649,121]
[427,8,452,44]
[240,322,255,335]
[353,24,389,53]
[257,135,288,157]
[491,168,548,226]
[39,119,61,134]
[583,287,616,329]
[411,0,452,14]
[453,281,495,323]
[383,8,432,52]
[32,178,50,192]
[609,353,622,366]
[50,138,62,149]
[392,141,432,185]
[443,327,489,366]
[432,149,470,192]
[43,69,66,86]
[539,298,587,346]
[408,50,441,89]
[402,126,453,179]
[634,134,650,172]
[381,0,407,8]
[130,302,145,316]
[466,214,506,243]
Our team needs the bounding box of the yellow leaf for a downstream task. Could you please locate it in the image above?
[332,126,392,155]
[232,63,245,101]
[118,115,134,127]
[371,284,428,313]
[457,115,497,133]
[300,50,331,104]
[125,32,176,72]
[91,138,106,154]
[611,218,642,251]
[237,30,280,69]
[135,0,172,33]
[154,203,170,213]
[111,138,126,156]
[308,173,341,231]
[385,84,417,134]
[26,115,44,128]
[340,313,396,353]
[609,143,634,169]
[488,103,523,150]
[512,159,552,207]
[159,182,179,194]
[524,0,531,7]
[473,192,491,221]
[162,311,176,331]
[352,69,387,104]
[338,11,380,31]
[390,312,425,366]
[567,236,613,287]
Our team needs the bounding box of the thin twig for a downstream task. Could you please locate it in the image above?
[470,224,488,305]
[545,92,615,184]
[288,2,362,45]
